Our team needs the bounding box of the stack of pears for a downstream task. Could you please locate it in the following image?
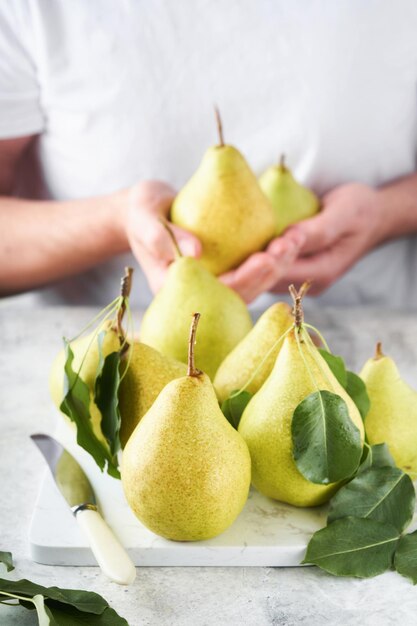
[259,155,319,235]
[360,342,417,476]
[140,224,253,379]
[238,286,364,507]
[214,302,293,403]
[122,314,251,541]
[171,108,275,275]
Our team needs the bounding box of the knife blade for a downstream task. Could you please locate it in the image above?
[31,433,136,585]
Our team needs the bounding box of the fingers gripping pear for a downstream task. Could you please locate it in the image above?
[122,314,251,541]
[171,108,275,275]
[360,342,417,476]
[238,285,364,507]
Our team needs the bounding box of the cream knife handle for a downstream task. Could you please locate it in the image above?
[75,507,136,585]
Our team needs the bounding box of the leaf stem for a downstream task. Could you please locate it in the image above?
[302,328,336,392]
[303,323,331,353]
[230,326,293,398]
[187,313,202,377]
[294,326,319,393]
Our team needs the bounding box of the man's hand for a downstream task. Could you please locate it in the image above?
[126,181,202,292]
[220,232,305,302]
[269,183,382,295]
[126,180,304,302]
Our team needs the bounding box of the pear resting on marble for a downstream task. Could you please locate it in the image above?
[122,313,252,541]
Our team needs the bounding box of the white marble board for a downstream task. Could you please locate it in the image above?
[29,420,327,567]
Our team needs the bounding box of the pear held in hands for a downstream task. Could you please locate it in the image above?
[238,285,364,507]
[170,108,275,275]
[259,155,319,235]
[140,222,253,379]
[122,313,252,541]
[360,342,417,476]
[214,302,293,403]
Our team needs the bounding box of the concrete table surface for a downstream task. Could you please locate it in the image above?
[1,304,417,626]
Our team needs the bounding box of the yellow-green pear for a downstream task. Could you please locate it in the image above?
[49,320,120,445]
[259,155,319,235]
[170,109,275,275]
[214,302,293,403]
[140,237,253,379]
[239,319,364,507]
[119,342,186,448]
[122,314,251,541]
[360,342,417,476]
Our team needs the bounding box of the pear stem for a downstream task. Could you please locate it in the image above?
[159,218,182,258]
[375,341,384,360]
[187,313,202,377]
[214,106,225,147]
[289,282,311,330]
[116,267,133,340]
[279,154,286,170]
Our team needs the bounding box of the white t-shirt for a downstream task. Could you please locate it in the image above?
[1,0,417,310]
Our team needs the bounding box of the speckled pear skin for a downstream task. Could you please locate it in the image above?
[171,145,276,275]
[259,163,319,235]
[140,257,253,380]
[121,373,252,541]
[119,342,187,448]
[214,302,293,403]
[238,330,364,507]
[360,351,417,475]
[49,321,120,445]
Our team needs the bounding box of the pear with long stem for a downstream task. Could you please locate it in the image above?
[122,313,252,541]
[238,284,364,507]
[170,108,275,275]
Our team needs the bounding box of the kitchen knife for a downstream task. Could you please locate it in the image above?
[31,433,136,585]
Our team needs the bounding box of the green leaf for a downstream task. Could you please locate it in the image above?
[356,445,372,474]
[328,466,415,533]
[345,371,370,420]
[0,579,108,614]
[394,530,417,584]
[292,390,362,484]
[318,350,347,387]
[43,603,128,625]
[303,517,399,577]
[60,340,120,479]
[95,350,122,457]
[371,443,396,468]
[0,552,14,572]
[221,390,253,429]
[33,594,54,626]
